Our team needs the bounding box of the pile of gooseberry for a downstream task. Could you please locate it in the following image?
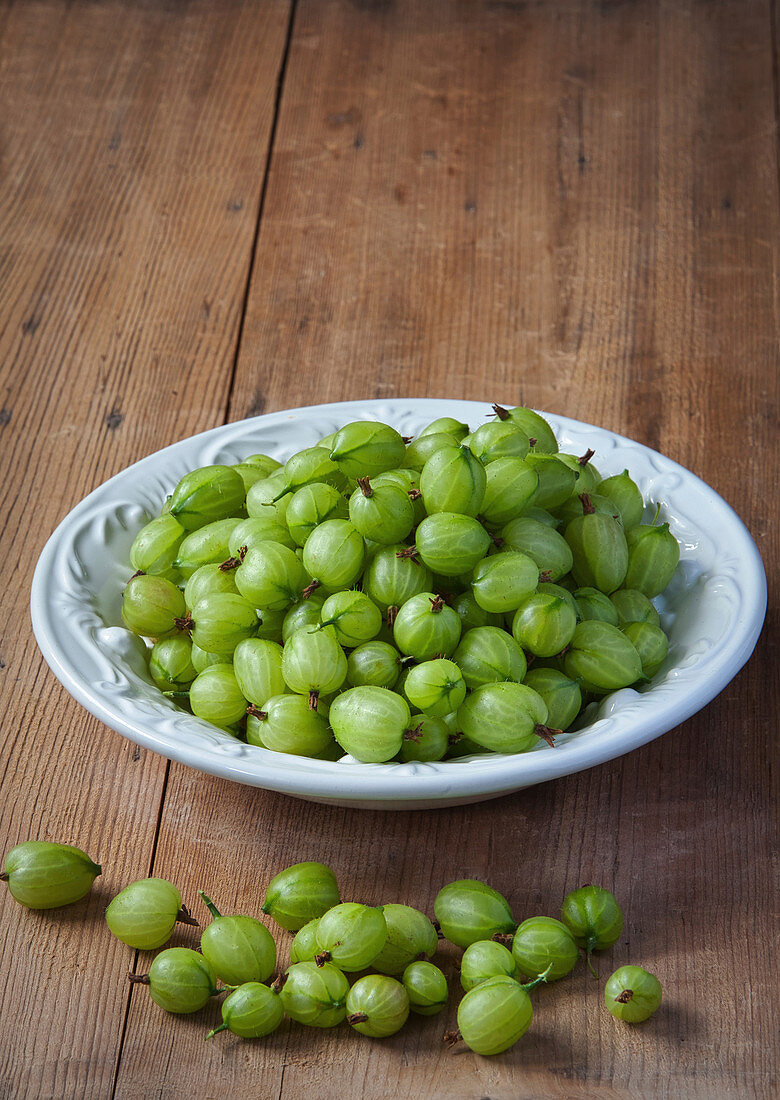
[2,842,664,1053]
[121,404,679,764]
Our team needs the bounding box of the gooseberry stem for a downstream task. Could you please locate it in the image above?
[347,1012,369,1024]
[386,606,399,628]
[403,723,424,743]
[271,973,288,994]
[491,403,509,421]
[314,951,331,967]
[127,972,150,985]
[585,937,599,979]
[520,962,553,992]
[429,596,445,613]
[615,988,633,1003]
[246,704,267,719]
[356,476,373,497]
[302,580,321,600]
[491,932,514,948]
[177,904,199,927]
[580,493,595,515]
[174,612,194,635]
[219,556,240,572]
[578,448,595,466]
[534,724,561,747]
[408,488,421,500]
[198,890,221,920]
[0,872,8,882]
[205,1023,228,1040]
[443,1028,462,1046]
[308,690,320,711]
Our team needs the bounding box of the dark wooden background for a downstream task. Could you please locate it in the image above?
[0,2,777,1097]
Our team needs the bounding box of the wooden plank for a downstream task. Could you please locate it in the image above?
[108,0,780,1097]
[0,2,291,1097]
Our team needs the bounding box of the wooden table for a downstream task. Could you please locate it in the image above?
[0,2,776,1097]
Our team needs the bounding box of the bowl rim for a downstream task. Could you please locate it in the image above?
[30,398,767,803]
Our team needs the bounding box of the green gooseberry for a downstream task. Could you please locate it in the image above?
[280,962,350,1028]
[206,979,285,1040]
[281,625,347,708]
[362,543,433,613]
[106,877,198,950]
[491,403,558,454]
[302,519,365,590]
[198,892,276,986]
[574,586,620,625]
[183,563,238,607]
[149,635,196,692]
[246,694,334,757]
[418,417,470,440]
[282,447,349,496]
[403,432,460,471]
[129,948,218,1014]
[624,522,680,597]
[420,444,487,517]
[130,513,184,577]
[501,516,573,581]
[598,469,645,529]
[434,879,516,948]
[346,975,410,1037]
[330,421,407,479]
[242,453,282,475]
[254,604,286,643]
[605,965,662,1023]
[414,513,491,577]
[392,592,462,660]
[449,591,502,631]
[191,644,231,673]
[373,468,426,524]
[245,472,292,524]
[227,515,296,556]
[314,902,388,971]
[563,621,643,693]
[445,734,489,759]
[317,590,383,648]
[232,638,285,706]
[370,904,438,975]
[479,456,539,527]
[471,551,539,613]
[453,625,527,689]
[565,507,629,594]
[469,419,530,464]
[235,542,307,609]
[261,861,340,932]
[174,518,243,579]
[610,588,661,627]
[524,453,578,509]
[511,592,577,657]
[168,465,246,530]
[554,491,618,528]
[561,885,623,975]
[452,974,533,1055]
[189,665,248,727]
[346,641,401,689]
[621,621,669,677]
[2,841,101,909]
[398,715,450,762]
[457,681,555,754]
[286,482,349,546]
[403,659,466,717]
[290,918,321,964]
[522,669,582,731]
[524,506,561,528]
[121,574,186,638]
[282,592,327,643]
[512,916,579,981]
[555,450,602,494]
[402,960,448,1015]
[231,463,266,494]
[189,592,259,656]
[329,685,413,762]
[536,581,579,618]
[460,939,518,990]
[348,477,414,543]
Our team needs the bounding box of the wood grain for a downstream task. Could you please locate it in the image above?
[0,0,776,1097]
[110,1,778,1098]
[0,1,291,1096]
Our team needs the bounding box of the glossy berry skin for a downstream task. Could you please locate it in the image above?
[130,513,184,576]
[414,513,491,577]
[346,975,410,1037]
[122,574,186,638]
[471,551,539,614]
[370,904,438,975]
[330,686,411,762]
[479,457,538,527]
[2,841,101,909]
[200,908,276,986]
[460,939,518,990]
[501,517,573,582]
[456,974,533,1055]
[453,626,527,690]
[261,861,340,932]
[106,878,188,950]
[561,885,624,955]
[314,902,388,972]
[522,669,582,732]
[496,405,558,454]
[563,621,643,693]
[145,948,218,1014]
[624,522,680,597]
[605,965,662,1023]
[565,512,629,594]
[290,918,321,964]
[329,421,407,479]
[457,681,549,754]
[434,879,516,948]
[420,444,487,517]
[362,544,433,613]
[511,917,579,981]
[302,520,366,590]
[621,621,669,677]
[207,982,284,1039]
[168,465,246,530]
[280,961,350,1027]
[402,961,448,1015]
[597,470,645,529]
[392,593,462,661]
[403,659,466,718]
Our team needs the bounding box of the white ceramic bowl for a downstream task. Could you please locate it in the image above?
[31,399,766,809]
